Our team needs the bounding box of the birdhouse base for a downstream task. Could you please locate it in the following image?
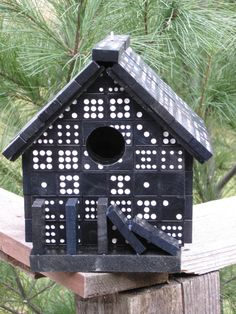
[30,249,181,273]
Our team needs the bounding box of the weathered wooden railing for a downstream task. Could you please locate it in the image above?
[0,188,235,313]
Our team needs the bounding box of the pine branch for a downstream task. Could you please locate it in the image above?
[0,304,20,314]
[222,275,236,286]
[27,282,56,301]
[11,268,27,299]
[25,279,37,300]
[159,7,178,35]
[67,1,83,82]
[216,163,236,194]
[198,54,212,117]
[11,268,42,314]
[0,280,20,295]
[0,159,22,187]
[0,71,20,86]
[1,1,66,50]
[194,172,205,202]
[143,0,148,35]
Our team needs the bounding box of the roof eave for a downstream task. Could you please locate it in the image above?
[2,61,104,161]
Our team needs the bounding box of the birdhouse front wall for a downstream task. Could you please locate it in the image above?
[22,71,193,253]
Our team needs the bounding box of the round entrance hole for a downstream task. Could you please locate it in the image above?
[86,127,125,165]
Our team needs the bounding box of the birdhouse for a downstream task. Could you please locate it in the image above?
[3,34,212,272]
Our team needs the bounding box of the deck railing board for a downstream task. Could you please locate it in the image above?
[182,196,236,274]
[0,187,235,297]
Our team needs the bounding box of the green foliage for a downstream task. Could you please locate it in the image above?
[0,0,235,197]
[221,265,236,314]
[194,123,236,202]
[0,0,235,313]
[0,260,75,314]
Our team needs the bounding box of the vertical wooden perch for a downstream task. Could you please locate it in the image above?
[97,198,108,254]
[32,199,45,254]
[66,198,78,255]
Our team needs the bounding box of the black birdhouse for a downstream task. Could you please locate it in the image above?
[3,34,213,273]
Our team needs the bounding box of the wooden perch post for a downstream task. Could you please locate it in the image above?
[97,198,108,255]
[65,198,78,255]
[32,199,45,255]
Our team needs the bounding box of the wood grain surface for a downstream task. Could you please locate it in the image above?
[76,272,220,314]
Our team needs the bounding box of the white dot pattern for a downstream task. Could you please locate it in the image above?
[27,71,190,250]
[32,149,53,170]
[59,175,80,195]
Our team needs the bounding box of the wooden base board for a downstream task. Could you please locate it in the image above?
[30,252,180,273]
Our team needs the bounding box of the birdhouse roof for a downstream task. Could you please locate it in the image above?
[3,34,212,163]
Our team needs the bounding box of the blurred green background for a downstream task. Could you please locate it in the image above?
[0,0,235,313]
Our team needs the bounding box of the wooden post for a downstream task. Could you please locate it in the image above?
[75,272,220,314]
[97,198,108,254]
[66,198,78,255]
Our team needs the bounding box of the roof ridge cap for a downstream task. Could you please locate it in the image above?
[92,34,130,63]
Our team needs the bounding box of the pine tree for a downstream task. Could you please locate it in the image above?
[0,0,236,312]
[0,0,235,199]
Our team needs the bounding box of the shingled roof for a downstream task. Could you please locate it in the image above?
[3,34,212,163]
